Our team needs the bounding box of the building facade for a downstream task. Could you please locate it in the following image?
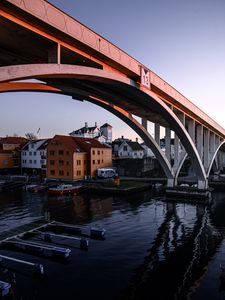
[113,137,144,159]
[21,139,49,175]
[69,122,112,144]
[46,135,112,180]
[0,137,27,173]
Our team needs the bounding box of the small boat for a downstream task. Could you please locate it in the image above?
[24,184,38,192]
[48,184,83,195]
[33,185,48,193]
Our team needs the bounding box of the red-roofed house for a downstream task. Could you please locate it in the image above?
[0,137,28,172]
[46,135,112,180]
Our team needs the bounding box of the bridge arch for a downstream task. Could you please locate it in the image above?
[0,81,173,181]
[0,64,207,188]
[207,141,225,178]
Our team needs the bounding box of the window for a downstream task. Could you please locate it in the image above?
[34,160,37,164]
[59,170,64,176]
[102,150,103,154]
[59,160,64,166]
[29,160,32,164]
[98,160,100,164]
[77,170,81,176]
[84,160,86,165]
[92,150,95,155]
[50,170,55,175]
[66,161,69,165]
[31,144,34,149]
[33,151,36,156]
[66,151,69,155]
[50,160,55,165]
[49,150,55,156]
[123,146,127,151]
[102,159,103,163]
[77,160,81,166]
[93,160,95,164]
[29,151,32,156]
[58,150,64,155]
[97,150,100,155]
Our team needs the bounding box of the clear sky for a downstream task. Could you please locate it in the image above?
[1,0,225,140]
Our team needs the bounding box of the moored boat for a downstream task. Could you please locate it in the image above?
[48,184,83,195]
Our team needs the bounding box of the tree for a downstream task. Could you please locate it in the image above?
[25,132,37,140]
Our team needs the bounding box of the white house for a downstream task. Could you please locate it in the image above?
[141,143,155,158]
[116,140,144,159]
[21,139,49,175]
[69,122,112,144]
[100,123,112,143]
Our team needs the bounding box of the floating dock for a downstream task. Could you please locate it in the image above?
[0,219,106,283]
[165,186,212,203]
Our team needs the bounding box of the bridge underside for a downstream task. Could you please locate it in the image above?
[1,0,225,191]
[1,64,225,189]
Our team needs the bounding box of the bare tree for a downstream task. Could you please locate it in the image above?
[25,132,37,140]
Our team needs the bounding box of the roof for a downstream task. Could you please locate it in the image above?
[0,136,28,152]
[49,135,111,153]
[21,139,50,151]
[123,141,144,151]
[49,135,84,153]
[37,139,51,150]
[0,136,27,145]
[73,137,111,151]
[69,126,100,136]
[100,123,112,128]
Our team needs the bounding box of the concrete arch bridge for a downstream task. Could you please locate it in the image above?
[1,0,225,189]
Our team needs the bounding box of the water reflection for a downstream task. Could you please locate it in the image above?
[0,190,225,299]
[120,201,224,300]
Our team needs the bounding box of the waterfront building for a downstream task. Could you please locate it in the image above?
[69,122,112,144]
[113,137,144,159]
[21,139,49,176]
[0,136,27,173]
[74,136,112,178]
[46,135,112,180]
[99,123,112,144]
[141,143,155,158]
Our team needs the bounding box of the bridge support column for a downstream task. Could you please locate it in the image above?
[187,119,195,142]
[165,127,171,162]
[209,132,215,162]
[203,128,210,170]
[174,134,179,169]
[196,125,203,160]
[154,123,160,145]
[141,118,147,130]
[167,178,175,188]
[198,179,208,190]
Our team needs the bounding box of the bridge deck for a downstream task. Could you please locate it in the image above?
[1,0,225,138]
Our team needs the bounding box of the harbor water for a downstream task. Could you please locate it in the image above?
[0,189,225,299]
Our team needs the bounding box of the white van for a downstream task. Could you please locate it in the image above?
[97,168,116,178]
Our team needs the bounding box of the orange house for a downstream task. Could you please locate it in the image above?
[46,135,112,180]
[74,137,112,178]
[47,135,87,180]
[0,137,27,172]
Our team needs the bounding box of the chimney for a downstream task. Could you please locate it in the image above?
[136,138,138,143]
[85,122,88,128]
[121,135,124,139]
[95,122,98,127]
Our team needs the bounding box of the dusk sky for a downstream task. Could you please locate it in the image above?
[1,0,225,140]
